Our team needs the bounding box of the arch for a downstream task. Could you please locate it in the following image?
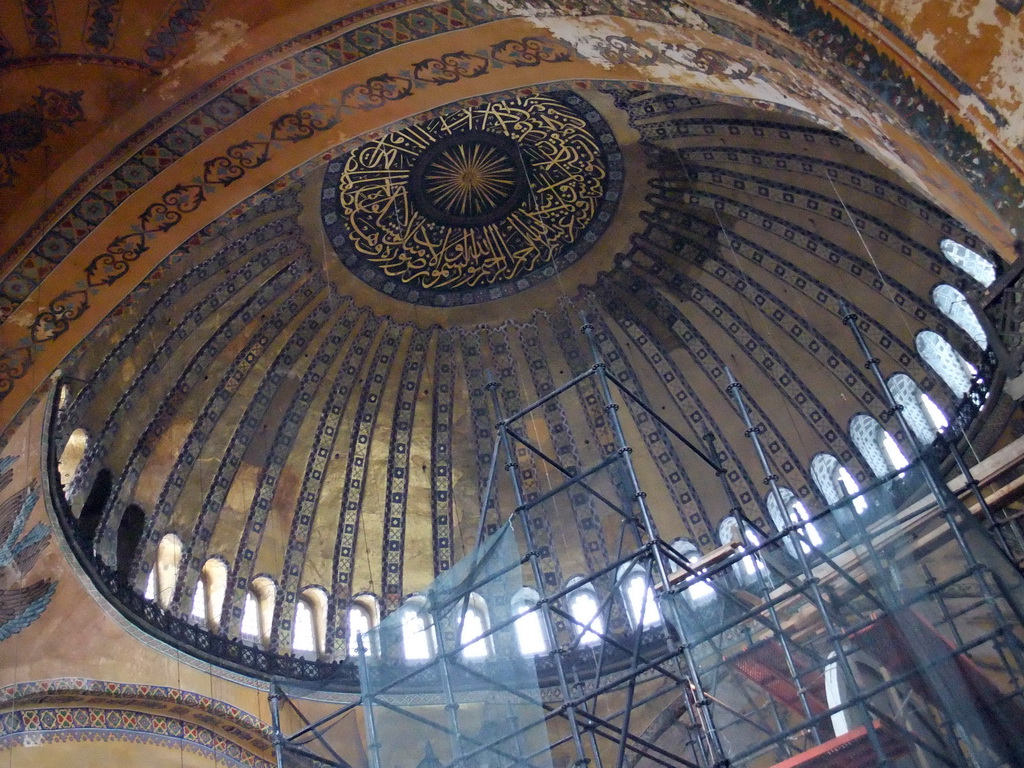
[916,331,976,398]
[76,467,111,548]
[566,577,604,646]
[115,504,145,587]
[0,680,275,768]
[616,562,661,628]
[294,587,329,657]
[153,533,182,609]
[511,587,548,656]
[766,489,823,558]
[887,374,940,445]
[849,415,908,478]
[56,427,88,502]
[347,593,378,658]
[932,284,987,350]
[939,239,996,287]
[718,517,766,584]
[397,595,435,662]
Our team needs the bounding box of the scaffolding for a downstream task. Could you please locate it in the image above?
[270,317,1024,768]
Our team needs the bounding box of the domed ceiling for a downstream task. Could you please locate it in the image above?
[49,80,1005,670]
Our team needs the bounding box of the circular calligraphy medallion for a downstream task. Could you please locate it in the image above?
[321,91,623,307]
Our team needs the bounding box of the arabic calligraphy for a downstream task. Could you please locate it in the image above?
[325,92,620,306]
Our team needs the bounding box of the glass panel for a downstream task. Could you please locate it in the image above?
[881,430,908,470]
[293,601,316,653]
[190,580,206,624]
[400,606,432,661]
[459,607,488,659]
[917,331,974,398]
[921,393,949,432]
[352,523,552,768]
[933,284,987,349]
[570,590,604,645]
[348,605,371,657]
[240,593,259,638]
[837,466,868,514]
[625,571,661,627]
[940,238,996,287]
[850,415,891,477]
[144,569,156,601]
[514,603,547,656]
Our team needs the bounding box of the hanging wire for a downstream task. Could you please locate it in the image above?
[696,143,818,481]
[828,175,917,342]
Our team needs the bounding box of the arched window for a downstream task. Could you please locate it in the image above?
[718,517,766,584]
[932,285,987,350]
[458,594,491,660]
[886,374,939,445]
[511,587,548,656]
[766,489,823,557]
[347,594,378,658]
[939,239,995,288]
[670,539,716,605]
[811,454,868,513]
[850,415,908,478]
[293,587,329,657]
[57,428,88,502]
[617,563,661,628]
[240,576,275,649]
[154,533,182,609]
[398,595,435,662]
[567,578,604,646]
[916,331,976,398]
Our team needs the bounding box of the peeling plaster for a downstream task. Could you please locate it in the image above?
[949,0,1000,37]
[978,21,1024,147]
[173,19,249,69]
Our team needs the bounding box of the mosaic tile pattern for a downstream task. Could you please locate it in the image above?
[381,328,431,611]
[431,331,456,575]
[0,708,271,768]
[221,300,359,627]
[133,263,321,586]
[272,310,377,652]
[329,322,404,640]
[176,292,341,612]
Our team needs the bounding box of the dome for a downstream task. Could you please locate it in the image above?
[44,80,1004,678]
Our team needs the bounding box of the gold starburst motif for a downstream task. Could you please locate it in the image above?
[422,142,518,217]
